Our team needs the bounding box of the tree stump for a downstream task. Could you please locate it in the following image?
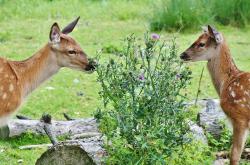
[36,141,99,165]
[36,136,105,165]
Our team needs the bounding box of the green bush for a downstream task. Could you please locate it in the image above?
[150,0,250,31]
[207,121,232,151]
[95,33,205,164]
[167,141,214,165]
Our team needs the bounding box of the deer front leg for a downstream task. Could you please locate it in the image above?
[230,121,248,165]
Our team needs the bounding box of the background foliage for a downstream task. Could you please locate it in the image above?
[150,0,250,31]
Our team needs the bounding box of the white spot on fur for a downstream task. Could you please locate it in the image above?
[241,104,245,108]
[243,97,247,102]
[234,99,242,103]
[9,84,14,92]
[244,91,250,96]
[231,91,236,98]
[240,85,244,90]
[2,93,7,100]
[229,86,232,91]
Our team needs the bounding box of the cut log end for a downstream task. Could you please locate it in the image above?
[36,141,96,165]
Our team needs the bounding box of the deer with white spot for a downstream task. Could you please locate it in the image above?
[0,17,95,127]
[180,25,250,165]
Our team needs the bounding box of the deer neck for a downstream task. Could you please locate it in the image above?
[11,44,60,98]
[207,41,240,95]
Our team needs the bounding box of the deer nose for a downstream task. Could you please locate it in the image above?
[180,52,189,60]
[85,59,98,71]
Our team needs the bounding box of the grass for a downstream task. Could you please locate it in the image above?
[150,0,250,31]
[150,0,212,32]
[0,0,250,164]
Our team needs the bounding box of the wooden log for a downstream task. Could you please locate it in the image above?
[0,118,98,138]
[36,137,106,165]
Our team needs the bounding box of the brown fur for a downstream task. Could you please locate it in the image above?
[181,26,250,165]
[0,20,91,126]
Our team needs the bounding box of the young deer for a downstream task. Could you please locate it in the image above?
[0,17,95,127]
[180,25,250,165]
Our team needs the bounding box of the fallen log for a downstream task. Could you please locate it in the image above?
[0,117,98,139]
[35,137,106,165]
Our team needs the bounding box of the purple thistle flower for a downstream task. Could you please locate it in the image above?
[176,74,181,80]
[139,73,145,81]
[151,33,160,40]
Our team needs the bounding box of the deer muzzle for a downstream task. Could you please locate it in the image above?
[85,58,98,72]
[180,52,191,61]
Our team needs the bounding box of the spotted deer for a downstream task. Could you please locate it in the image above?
[0,17,95,127]
[180,25,250,165]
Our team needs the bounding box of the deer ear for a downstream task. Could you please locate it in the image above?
[50,23,61,43]
[207,25,222,44]
[62,16,80,34]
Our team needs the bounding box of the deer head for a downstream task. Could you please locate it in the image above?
[49,17,95,72]
[180,25,223,62]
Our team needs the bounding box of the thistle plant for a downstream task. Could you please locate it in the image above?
[95,33,192,164]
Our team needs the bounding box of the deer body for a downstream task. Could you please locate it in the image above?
[180,25,250,165]
[0,17,95,127]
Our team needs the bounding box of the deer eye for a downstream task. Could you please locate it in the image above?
[198,43,206,47]
[68,50,76,55]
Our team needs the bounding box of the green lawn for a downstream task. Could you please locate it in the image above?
[1,0,250,164]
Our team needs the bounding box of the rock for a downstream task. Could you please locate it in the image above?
[77,91,84,97]
[45,86,55,90]
[213,159,228,165]
[17,159,23,164]
[73,78,80,84]
[197,99,227,139]
[187,120,207,144]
